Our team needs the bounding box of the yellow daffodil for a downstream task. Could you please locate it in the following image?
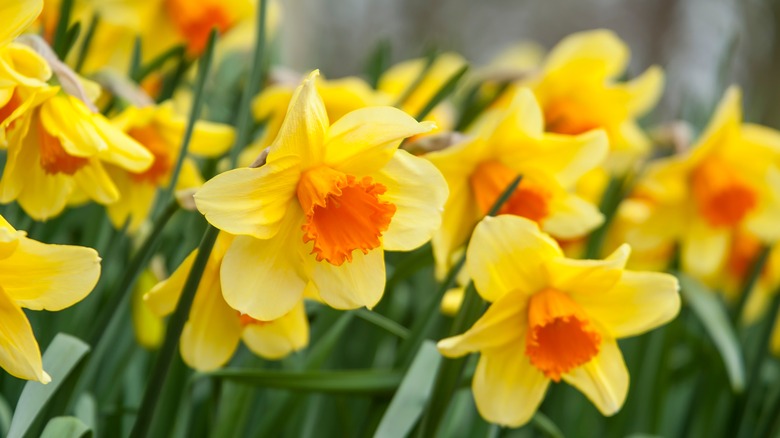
[425,87,608,277]
[378,52,467,136]
[0,214,101,382]
[525,29,663,172]
[105,101,234,231]
[194,70,448,320]
[145,232,309,370]
[0,90,154,220]
[438,215,680,427]
[240,73,386,166]
[629,86,780,283]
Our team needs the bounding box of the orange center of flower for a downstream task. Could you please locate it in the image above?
[238,312,271,327]
[38,120,88,175]
[470,160,552,222]
[297,166,396,266]
[544,100,600,135]
[525,288,601,381]
[0,90,22,127]
[691,157,757,228]
[128,125,172,184]
[165,0,234,54]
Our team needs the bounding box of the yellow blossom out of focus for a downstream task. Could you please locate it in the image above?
[425,87,608,278]
[438,215,680,427]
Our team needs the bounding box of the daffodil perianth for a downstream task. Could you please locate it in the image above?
[145,232,308,370]
[195,70,448,321]
[425,87,608,277]
[0,215,101,383]
[526,29,664,172]
[106,101,235,231]
[0,0,42,48]
[438,215,680,427]
[629,86,780,283]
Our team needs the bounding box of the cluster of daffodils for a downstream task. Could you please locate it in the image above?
[3,0,780,434]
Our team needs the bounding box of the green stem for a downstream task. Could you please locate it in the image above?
[52,0,74,58]
[354,309,409,339]
[130,225,220,438]
[228,0,269,168]
[162,29,218,204]
[414,65,469,121]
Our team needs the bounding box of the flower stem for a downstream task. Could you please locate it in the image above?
[130,225,220,438]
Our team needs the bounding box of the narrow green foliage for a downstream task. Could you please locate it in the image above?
[414,65,470,121]
[40,416,92,438]
[52,0,75,58]
[74,14,100,73]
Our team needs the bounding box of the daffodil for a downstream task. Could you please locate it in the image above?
[525,29,664,172]
[629,86,780,283]
[425,87,608,277]
[0,90,154,220]
[438,215,680,427]
[144,232,309,370]
[195,70,448,320]
[105,101,234,231]
[0,214,101,382]
[239,73,386,166]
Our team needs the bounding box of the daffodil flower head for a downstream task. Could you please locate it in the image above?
[426,87,608,277]
[0,0,43,48]
[528,29,664,172]
[0,214,101,383]
[632,86,780,282]
[145,232,309,370]
[195,70,448,320]
[438,215,681,427]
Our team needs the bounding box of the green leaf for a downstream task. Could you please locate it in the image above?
[0,394,12,436]
[414,64,470,121]
[677,272,746,391]
[374,341,441,438]
[204,369,402,395]
[73,393,98,435]
[40,416,92,438]
[7,334,90,438]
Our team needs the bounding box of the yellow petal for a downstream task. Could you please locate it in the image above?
[622,65,664,116]
[0,286,50,383]
[440,287,464,317]
[682,219,730,281]
[0,235,100,311]
[266,70,328,167]
[547,244,629,296]
[543,29,629,79]
[431,177,480,279]
[472,347,549,428]
[13,130,73,220]
[375,150,447,251]
[105,167,157,232]
[490,87,544,140]
[242,300,310,360]
[324,106,435,175]
[145,250,198,316]
[504,130,609,187]
[39,96,104,157]
[543,193,605,239]
[306,248,385,310]
[72,160,120,205]
[745,166,780,242]
[438,289,526,358]
[690,86,742,162]
[0,0,43,47]
[180,266,242,371]
[221,211,308,321]
[131,270,165,349]
[562,337,628,416]
[93,113,154,173]
[194,158,300,239]
[155,102,235,157]
[467,216,562,302]
[0,44,51,86]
